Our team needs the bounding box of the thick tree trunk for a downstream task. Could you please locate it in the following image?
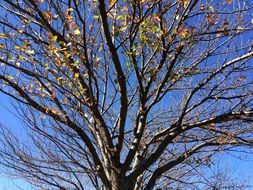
[111,176,127,190]
[110,170,130,190]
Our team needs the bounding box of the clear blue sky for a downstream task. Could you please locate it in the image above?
[0,94,34,190]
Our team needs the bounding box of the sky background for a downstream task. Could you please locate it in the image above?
[0,94,34,190]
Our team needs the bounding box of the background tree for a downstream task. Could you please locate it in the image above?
[0,0,253,189]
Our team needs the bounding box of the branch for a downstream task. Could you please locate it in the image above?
[143,141,229,190]
[0,75,111,189]
[98,0,128,161]
[128,109,253,182]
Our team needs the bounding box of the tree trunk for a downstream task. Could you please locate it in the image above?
[110,170,129,190]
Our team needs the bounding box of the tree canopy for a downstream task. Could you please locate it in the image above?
[0,0,253,189]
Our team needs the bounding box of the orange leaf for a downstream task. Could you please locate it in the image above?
[52,109,60,115]
[178,28,189,38]
[177,0,188,8]
[69,22,75,29]
[51,91,56,99]
[226,0,233,4]
[66,14,73,22]
[109,0,116,6]
[43,11,51,21]
[62,97,68,104]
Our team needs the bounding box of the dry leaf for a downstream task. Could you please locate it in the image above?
[109,0,116,6]
[226,0,233,4]
[43,11,51,21]
[178,28,189,38]
[177,0,188,8]
[69,22,75,29]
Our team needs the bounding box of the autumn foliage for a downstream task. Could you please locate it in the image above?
[0,0,253,190]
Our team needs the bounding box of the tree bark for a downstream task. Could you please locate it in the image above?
[110,170,129,190]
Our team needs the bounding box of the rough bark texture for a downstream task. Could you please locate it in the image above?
[110,170,128,190]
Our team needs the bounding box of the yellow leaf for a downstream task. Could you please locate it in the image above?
[39,93,46,98]
[93,15,99,19]
[17,29,23,34]
[74,29,81,35]
[52,15,59,20]
[65,53,71,59]
[120,25,128,32]
[67,8,74,12]
[0,43,4,49]
[27,49,35,54]
[6,75,14,80]
[0,33,8,38]
[74,73,79,78]
[15,46,22,50]
[38,115,46,119]
[50,35,58,42]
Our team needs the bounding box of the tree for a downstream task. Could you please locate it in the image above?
[0,0,253,189]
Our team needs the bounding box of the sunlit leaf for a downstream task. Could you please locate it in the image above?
[69,22,75,29]
[0,33,8,38]
[67,8,74,12]
[6,75,14,80]
[93,15,99,19]
[178,28,189,38]
[50,35,58,42]
[52,15,59,20]
[38,115,46,119]
[43,11,51,21]
[109,0,116,6]
[74,29,81,35]
[177,0,189,8]
[17,29,23,34]
[27,50,35,54]
[74,73,79,78]
[15,46,22,50]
